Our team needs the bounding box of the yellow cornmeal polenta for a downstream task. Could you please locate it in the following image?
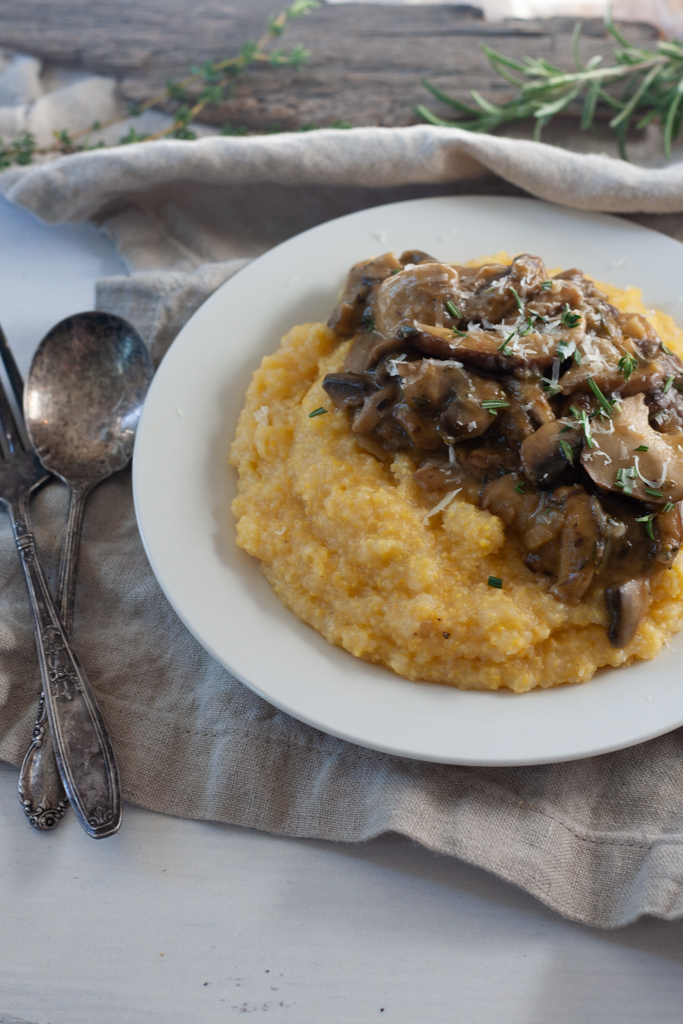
[229,264,683,692]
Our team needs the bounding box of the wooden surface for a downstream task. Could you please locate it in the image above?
[0,1,659,132]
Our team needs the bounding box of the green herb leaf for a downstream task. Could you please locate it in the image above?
[540,280,553,291]
[633,445,649,452]
[635,513,656,540]
[481,400,510,415]
[588,376,615,417]
[498,332,515,354]
[308,407,328,418]
[487,576,503,589]
[663,502,676,513]
[510,287,524,312]
[645,487,664,498]
[559,439,574,465]
[661,340,674,356]
[445,300,464,320]
[451,327,468,338]
[664,375,674,394]
[618,352,638,382]
[560,304,582,328]
[514,480,525,494]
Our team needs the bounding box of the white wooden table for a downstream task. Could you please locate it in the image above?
[1,194,683,1024]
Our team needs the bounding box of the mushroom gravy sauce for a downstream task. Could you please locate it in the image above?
[230,252,683,692]
[322,250,683,651]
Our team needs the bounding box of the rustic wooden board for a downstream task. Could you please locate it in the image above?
[0,1,658,132]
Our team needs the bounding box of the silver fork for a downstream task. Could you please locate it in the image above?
[0,326,121,839]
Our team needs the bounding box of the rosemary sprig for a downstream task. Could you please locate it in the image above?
[416,9,683,160]
[0,1,322,166]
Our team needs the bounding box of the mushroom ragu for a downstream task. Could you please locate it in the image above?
[322,251,683,649]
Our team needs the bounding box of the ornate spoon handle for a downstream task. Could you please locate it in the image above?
[18,485,88,829]
[12,495,121,839]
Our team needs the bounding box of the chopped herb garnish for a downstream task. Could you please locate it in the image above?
[616,468,625,485]
[390,268,401,275]
[445,300,463,320]
[635,513,656,540]
[674,382,683,393]
[481,399,510,415]
[514,480,525,494]
[510,286,524,312]
[498,331,515,355]
[540,280,553,291]
[560,304,581,328]
[571,404,594,448]
[633,445,649,452]
[360,314,374,333]
[560,425,571,433]
[518,312,535,337]
[451,327,468,337]
[588,376,614,417]
[618,352,638,382]
[559,439,574,465]
[574,349,582,365]
[645,487,664,498]
[664,375,674,394]
[661,340,674,356]
[487,576,503,589]
[308,407,328,418]
[623,486,633,496]
[663,502,676,513]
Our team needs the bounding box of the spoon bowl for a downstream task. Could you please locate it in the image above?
[24,311,153,485]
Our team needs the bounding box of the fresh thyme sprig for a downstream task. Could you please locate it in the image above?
[416,8,683,160]
[0,0,323,166]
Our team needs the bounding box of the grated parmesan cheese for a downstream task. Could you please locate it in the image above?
[423,488,462,524]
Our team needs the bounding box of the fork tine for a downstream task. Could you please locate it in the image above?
[0,364,24,461]
[0,381,13,462]
[0,322,23,408]
[0,323,31,455]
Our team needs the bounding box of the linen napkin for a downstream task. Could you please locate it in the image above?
[4,124,683,930]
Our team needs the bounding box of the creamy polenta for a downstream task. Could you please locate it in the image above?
[230,255,683,692]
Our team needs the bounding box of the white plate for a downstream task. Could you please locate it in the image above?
[133,195,683,766]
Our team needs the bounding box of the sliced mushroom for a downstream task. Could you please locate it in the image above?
[558,334,664,398]
[480,473,539,528]
[520,421,584,490]
[410,322,562,374]
[645,382,683,434]
[322,372,374,410]
[454,254,547,323]
[581,393,683,504]
[373,261,462,338]
[391,360,506,443]
[343,332,410,373]
[549,487,602,604]
[351,383,399,434]
[619,312,662,360]
[604,579,650,649]
[499,373,556,449]
[413,456,481,503]
[328,252,402,336]
[399,249,440,267]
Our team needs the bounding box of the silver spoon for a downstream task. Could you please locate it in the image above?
[18,311,153,837]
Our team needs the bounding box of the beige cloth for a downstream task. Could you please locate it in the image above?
[3,126,683,929]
